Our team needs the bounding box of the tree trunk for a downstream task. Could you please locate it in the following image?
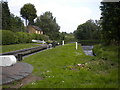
[25,19,29,33]
[25,19,27,27]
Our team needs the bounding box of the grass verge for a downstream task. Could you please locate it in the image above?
[19,43,118,88]
[0,43,41,53]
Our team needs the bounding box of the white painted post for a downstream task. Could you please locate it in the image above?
[43,40,44,44]
[62,40,64,45]
[76,42,78,50]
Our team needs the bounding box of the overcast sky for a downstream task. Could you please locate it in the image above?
[7,0,102,33]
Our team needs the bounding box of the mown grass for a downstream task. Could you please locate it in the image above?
[0,43,41,53]
[21,43,118,88]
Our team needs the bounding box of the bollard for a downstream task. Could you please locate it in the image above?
[62,40,64,45]
[17,54,23,61]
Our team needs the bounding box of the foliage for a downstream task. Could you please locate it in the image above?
[100,2,120,45]
[10,14,25,32]
[74,19,101,41]
[21,43,118,88]
[1,1,11,30]
[93,44,119,62]
[35,11,60,40]
[1,30,49,45]
[59,32,76,43]
[1,1,25,32]
[20,3,37,26]
[1,30,17,45]
[0,43,40,53]
[16,32,30,43]
[79,40,101,45]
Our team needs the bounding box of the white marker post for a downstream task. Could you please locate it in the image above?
[62,40,64,45]
[76,42,78,50]
[43,40,44,44]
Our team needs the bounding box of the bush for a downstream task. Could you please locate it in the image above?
[1,30,49,45]
[40,35,49,41]
[1,30,17,45]
[16,32,29,43]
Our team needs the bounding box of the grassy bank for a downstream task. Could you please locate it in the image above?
[19,43,118,88]
[0,43,41,53]
[93,44,119,62]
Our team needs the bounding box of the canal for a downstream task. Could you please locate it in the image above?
[81,46,94,56]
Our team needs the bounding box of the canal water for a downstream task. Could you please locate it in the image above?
[81,46,94,56]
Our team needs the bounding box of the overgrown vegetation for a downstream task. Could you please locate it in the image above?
[18,43,118,88]
[93,44,119,62]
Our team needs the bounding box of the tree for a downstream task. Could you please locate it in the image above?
[35,11,60,40]
[20,3,37,26]
[74,19,100,41]
[100,2,120,45]
[60,32,76,43]
[10,14,25,32]
[1,1,11,30]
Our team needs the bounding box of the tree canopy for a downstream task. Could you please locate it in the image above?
[10,14,25,32]
[1,1,25,32]
[20,3,37,26]
[100,2,120,45]
[74,19,100,41]
[1,1,11,30]
[35,11,60,40]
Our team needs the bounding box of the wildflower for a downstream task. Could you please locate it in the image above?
[46,70,50,72]
[77,64,82,66]
[32,82,35,85]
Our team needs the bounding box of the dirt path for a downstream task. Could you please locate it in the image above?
[3,74,42,89]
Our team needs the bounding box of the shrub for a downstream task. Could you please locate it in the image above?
[16,32,29,43]
[1,30,49,45]
[1,30,17,45]
[40,35,49,41]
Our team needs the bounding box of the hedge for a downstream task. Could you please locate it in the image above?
[0,30,49,45]
[1,30,17,45]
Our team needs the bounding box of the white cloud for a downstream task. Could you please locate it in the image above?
[8,0,101,33]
